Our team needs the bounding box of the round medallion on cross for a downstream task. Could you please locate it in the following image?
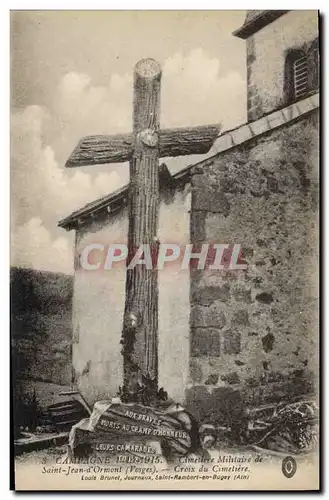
[139,128,158,147]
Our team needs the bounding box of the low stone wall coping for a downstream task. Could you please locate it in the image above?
[208,93,319,158]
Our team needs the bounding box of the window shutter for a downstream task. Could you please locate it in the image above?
[293,55,308,99]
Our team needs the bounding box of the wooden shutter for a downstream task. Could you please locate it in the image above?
[293,54,309,99]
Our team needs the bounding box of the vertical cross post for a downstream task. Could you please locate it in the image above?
[121,59,161,399]
[63,57,221,404]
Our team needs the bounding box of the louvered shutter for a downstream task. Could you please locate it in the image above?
[293,55,309,99]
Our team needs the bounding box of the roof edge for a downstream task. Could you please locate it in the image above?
[58,163,191,231]
[233,10,289,39]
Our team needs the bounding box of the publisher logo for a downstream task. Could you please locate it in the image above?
[282,456,297,478]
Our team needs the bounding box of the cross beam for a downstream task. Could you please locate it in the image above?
[65,58,221,401]
[66,125,220,167]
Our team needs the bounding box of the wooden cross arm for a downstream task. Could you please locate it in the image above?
[65,124,221,167]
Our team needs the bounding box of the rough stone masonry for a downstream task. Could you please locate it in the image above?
[186,110,319,424]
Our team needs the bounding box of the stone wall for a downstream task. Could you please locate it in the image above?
[11,267,73,386]
[246,11,318,121]
[186,111,319,423]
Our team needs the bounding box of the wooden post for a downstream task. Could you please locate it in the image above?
[65,125,221,167]
[121,59,161,399]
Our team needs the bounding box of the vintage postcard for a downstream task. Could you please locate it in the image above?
[11,10,320,491]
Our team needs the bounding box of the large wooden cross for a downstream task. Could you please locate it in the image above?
[66,58,220,401]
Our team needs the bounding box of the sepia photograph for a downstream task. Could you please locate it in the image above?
[10,9,320,491]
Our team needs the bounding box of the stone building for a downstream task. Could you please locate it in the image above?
[59,10,319,420]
